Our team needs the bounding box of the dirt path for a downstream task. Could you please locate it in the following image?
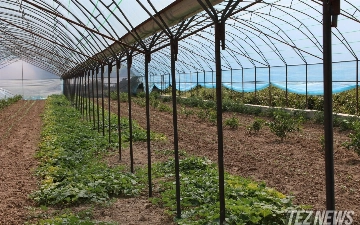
[104,99,360,223]
[0,100,44,225]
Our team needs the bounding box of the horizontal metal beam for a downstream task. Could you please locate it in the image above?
[22,0,144,54]
[0,17,102,64]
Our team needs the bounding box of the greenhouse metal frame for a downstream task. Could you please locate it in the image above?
[1,0,359,223]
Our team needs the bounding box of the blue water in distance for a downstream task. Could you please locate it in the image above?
[148,61,358,95]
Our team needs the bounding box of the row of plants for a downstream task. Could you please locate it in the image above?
[132,91,360,155]
[32,95,319,224]
[152,156,308,224]
[163,85,359,115]
[29,95,161,224]
[0,94,22,110]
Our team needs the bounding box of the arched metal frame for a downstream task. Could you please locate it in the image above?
[1,0,358,224]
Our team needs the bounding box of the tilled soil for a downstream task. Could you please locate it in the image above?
[0,100,44,225]
[104,99,360,224]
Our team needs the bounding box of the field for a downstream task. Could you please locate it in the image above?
[0,95,359,224]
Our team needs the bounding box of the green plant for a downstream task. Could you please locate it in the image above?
[224,115,240,129]
[109,91,128,102]
[152,157,306,225]
[267,109,302,142]
[208,110,217,125]
[197,109,207,121]
[158,103,172,113]
[248,118,265,133]
[0,95,22,111]
[343,121,360,155]
[30,95,156,206]
[136,91,146,98]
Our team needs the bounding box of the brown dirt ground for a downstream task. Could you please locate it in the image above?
[104,98,360,224]
[0,100,44,225]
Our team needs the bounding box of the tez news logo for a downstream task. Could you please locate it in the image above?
[286,210,354,225]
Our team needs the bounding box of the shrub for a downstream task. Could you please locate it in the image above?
[343,121,360,155]
[267,109,302,142]
[247,118,265,133]
[208,110,217,125]
[158,103,172,113]
[197,109,207,121]
[0,95,22,110]
[224,115,240,129]
[136,91,146,98]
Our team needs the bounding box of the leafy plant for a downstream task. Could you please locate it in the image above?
[224,115,240,129]
[152,157,306,225]
[247,118,265,133]
[267,109,302,142]
[343,121,360,155]
[197,109,208,121]
[30,95,154,206]
[0,95,22,110]
[109,91,128,102]
[158,103,172,113]
[208,110,217,124]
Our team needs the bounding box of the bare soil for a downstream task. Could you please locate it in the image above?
[0,100,44,225]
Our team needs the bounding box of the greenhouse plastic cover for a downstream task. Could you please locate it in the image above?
[0,0,360,96]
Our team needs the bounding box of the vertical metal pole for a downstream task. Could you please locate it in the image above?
[81,75,84,118]
[356,59,359,115]
[78,76,81,111]
[101,65,105,136]
[92,70,95,128]
[215,22,225,225]
[306,63,308,109]
[145,51,152,197]
[108,63,112,143]
[204,70,206,88]
[84,72,87,120]
[88,71,91,122]
[84,71,88,121]
[96,68,100,132]
[116,60,121,161]
[127,53,134,173]
[242,67,244,96]
[79,75,82,111]
[75,76,78,109]
[83,74,86,118]
[268,66,271,106]
[286,64,288,107]
[231,68,233,90]
[197,71,199,96]
[323,1,335,220]
[101,66,105,136]
[179,72,181,96]
[212,70,214,99]
[171,39,181,219]
[254,66,257,97]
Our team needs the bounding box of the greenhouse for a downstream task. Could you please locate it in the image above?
[0,0,359,224]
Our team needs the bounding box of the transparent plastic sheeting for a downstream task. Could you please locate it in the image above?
[0,88,14,99]
[0,79,62,99]
[146,61,359,95]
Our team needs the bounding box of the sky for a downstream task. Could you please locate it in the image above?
[0,60,59,80]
